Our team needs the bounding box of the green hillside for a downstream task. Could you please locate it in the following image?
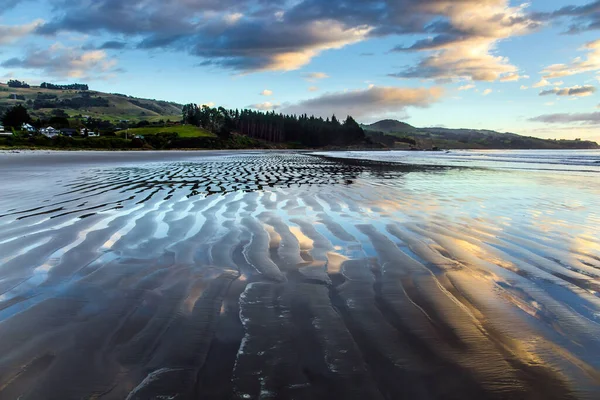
[0,82,182,122]
[115,125,215,138]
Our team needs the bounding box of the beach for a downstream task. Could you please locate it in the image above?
[0,149,599,399]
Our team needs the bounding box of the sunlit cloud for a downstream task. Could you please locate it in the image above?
[390,1,538,82]
[541,39,600,79]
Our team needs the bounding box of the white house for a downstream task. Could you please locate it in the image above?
[0,125,11,136]
[40,126,59,138]
[21,123,36,133]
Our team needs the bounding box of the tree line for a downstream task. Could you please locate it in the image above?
[41,82,89,91]
[7,80,30,88]
[182,104,365,147]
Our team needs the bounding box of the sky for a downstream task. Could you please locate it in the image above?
[0,0,599,141]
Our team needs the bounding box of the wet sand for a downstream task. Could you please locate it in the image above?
[0,151,599,399]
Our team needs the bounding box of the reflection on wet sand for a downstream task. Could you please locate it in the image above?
[0,152,599,399]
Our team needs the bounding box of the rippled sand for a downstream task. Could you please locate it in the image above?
[0,151,599,399]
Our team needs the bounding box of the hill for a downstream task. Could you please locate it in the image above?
[363,120,599,150]
[362,119,416,134]
[0,82,182,122]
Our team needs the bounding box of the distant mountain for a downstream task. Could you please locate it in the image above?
[0,82,182,122]
[363,119,599,150]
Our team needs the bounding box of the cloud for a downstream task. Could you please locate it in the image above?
[99,41,127,50]
[539,85,596,96]
[260,89,273,96]
[308,86,319,92]
[36,0,373,72]
[302,72,329,81]
[532,78,552,88]
[520,85,528,90]
[458,84,475,91]
[1,44,118,79]
[389,1,539,82]
[499,73,529,82]
[223,13,244,25]
[281,85,443,119]
[30,0,541,75]
[482,89,493,96]
[248,101,280,111]
[0,20,43,45]
[541,39,600,79]
[529,112,600,124]
[533,1,600,34]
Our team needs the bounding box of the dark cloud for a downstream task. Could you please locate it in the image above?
[27,0,537,76]
[539,85,597,96]
[99,41,127,50]
[281,85,443,119]
[529,112,600,124]
[532,1,600,34]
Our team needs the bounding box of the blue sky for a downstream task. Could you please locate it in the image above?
[1,0,599,141]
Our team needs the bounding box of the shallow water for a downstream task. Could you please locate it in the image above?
[0,150,598,399]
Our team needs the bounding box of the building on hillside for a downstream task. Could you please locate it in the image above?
[22,123,36,133]
[88,132,99,137]
[40,127,59,138]
[60,128,78,137]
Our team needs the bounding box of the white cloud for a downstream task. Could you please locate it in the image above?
[248,101,280,111]
[260,89,273,96]
[532,78,552,88]
[308,86,319,92]
[520,85,528,90]
[482,89,492,96]
[458,84,475,91]
[302,72,330,82]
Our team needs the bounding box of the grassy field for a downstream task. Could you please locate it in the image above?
[115,125,215,138]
